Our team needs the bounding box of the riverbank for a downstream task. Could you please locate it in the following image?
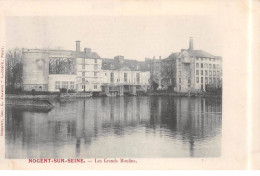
[146,91,222,98]
[6,91,222,100]
[6,92,93,100]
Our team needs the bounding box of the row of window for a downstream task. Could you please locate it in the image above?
[109,73,141,83]
[195,57,220,62]
[178,77,221,84]
[82,58,99,70]
[55,81,74,89]
[196,70,221,76]
[81,58,98,63]
[81,85,98,90]
[196,77,220,84]
[82,72,98,77]
[196,63,220,69]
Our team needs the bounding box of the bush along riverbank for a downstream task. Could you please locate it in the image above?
[146,90,222,98]
[5,89,222,100]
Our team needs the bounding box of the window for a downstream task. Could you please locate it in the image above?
[196,58,199,60]
[205,63,208,68]
[105,73,107,76]
[201,70,203,75]
[209,77,212,84]
[94,85,97,89]
[62,81,68,89]
[200,58,203,61]
[94,58,97,63]
[70,81,74,89]
[82,78,85,83]
[179,71,181,75]
[188,77,191,84]
[201,77,203,83]
[213,78,216,84]
[205,77,208,84]
[217,71,220,76]
[201,63,203,68]
[110,64,114,69]
[110,72,114,83]
[196,63,199,68]
[124,73,128,82]
[55,81,60,89]
[196,70,199,75]
[94,65,98,70]
[209,58,211,61]
[82,58,85,69]
[94,72,97,77]
[209,71,212,76]
[179,78,181,83]
[209,64,212,69]
[213,71,216,76]
[205,70,208,76]
[213,64,216,69]
[82,72,85,77]
[136,73,140,83]
[196,77,199,83]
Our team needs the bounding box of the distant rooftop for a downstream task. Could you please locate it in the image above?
[164,38,221,60]
[102,58,150,71]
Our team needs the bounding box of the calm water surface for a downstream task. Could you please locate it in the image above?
[5,96,222,158]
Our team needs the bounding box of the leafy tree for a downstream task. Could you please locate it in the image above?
[161,60,176,89]
[151,81,159,90]
[5,48,23,90]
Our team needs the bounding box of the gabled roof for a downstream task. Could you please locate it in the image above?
[188,50,217,58]
[119,65,131,71]
[102,58,150,71]
[163,52,180,61]
[163,48,219,61]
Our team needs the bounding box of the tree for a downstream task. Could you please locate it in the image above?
[5,48,23,90]
[161,60,176,89]
[151,81,159,90]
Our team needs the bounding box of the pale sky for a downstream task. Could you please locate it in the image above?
[6,16,225,61]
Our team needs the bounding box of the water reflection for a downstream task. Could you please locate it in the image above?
[5,96,222,158]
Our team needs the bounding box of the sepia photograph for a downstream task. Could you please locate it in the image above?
[5,16,222,159]
[0,0,251,170]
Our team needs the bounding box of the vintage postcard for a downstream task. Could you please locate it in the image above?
[0,0,254,170]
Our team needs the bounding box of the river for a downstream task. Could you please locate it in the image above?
[5,96,222,158]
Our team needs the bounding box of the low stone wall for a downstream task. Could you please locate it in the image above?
[6,92,94,100]
[6,98,54,108]
[6,94,58,100]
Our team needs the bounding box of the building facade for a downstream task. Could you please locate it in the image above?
[161,37,222,92]
[22,41,150,95]
[101,56,150,96]
[22,41,103,92]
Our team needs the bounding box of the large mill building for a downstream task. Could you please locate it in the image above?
[22,41,150,94]
[160,38,222,92]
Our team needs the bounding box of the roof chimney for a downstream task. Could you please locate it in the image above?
[189,37,193,51]
[75,41,81,51]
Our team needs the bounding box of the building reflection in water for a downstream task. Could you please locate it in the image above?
[5,96,222,158]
